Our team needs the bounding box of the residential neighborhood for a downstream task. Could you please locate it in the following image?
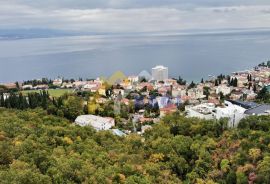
[1,63,270,134]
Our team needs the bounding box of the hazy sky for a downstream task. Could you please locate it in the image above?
[1,0,270,33]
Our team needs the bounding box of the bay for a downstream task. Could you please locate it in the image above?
[1,31,270,83]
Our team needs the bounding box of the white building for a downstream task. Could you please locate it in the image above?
[214,101,246,128]
[128,76,139,83]
[22,84,33,90]
[172,88,186,98]
[152,65,168,81]
[186,103,216,120]
[75,115,115,131]
[187,88,205,99]
[216,85,232,96]
[186,101,246,128]
[156,96,170,108]
[53,78,63,86]
[83,82,99,91]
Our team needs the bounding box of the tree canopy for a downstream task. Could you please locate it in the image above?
[0,108,270,183]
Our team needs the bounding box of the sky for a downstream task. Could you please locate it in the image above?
[1,0,270,33]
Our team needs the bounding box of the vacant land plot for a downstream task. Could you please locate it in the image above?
[21,89,74,98]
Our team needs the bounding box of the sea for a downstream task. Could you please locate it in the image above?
[1,30,270,83]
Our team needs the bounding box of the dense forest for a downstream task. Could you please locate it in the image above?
[0,108,270,183]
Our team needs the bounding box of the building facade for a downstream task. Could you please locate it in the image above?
[75,115,115,131]
[152,65,168,81]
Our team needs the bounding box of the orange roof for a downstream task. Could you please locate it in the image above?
[160,104,177,112]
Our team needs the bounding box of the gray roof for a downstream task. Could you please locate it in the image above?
[228,100,258,109]
[244,104,270,115]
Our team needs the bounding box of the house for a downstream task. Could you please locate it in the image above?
[235,76,248,88]
[83,82,101,92]
[73,81,87,88]
[230,91,243,100]
[128,76,139,83]
[75,115,115,131]
[216,85,232,95]
[181,95,191,103]
[160,104,177,117]
[34,85,49,90]
[241,89,257,100]
[208,93,219,101]
[156,96,170,108]
[172,88,186,98]
[61,82,74,89]
[158,87,169,96]
[113,89,125,96]
[22,84,33,90]
[53,78,63,86]
[164,79,177,86]
[3,83,17,89]
[187,88,205,99]
[208,99,220,106]
[137,82,154,91]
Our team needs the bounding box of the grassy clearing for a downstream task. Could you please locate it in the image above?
[21,89,74,98]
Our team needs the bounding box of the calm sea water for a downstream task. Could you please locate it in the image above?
[1,31,270,83]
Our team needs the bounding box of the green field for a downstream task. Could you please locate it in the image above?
[21,89,74,98]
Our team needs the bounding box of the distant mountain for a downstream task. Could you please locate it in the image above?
[1,27,270,41]
[0,28,80,40]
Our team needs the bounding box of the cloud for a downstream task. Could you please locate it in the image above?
[1,1,270,33]
[10,0,270,9]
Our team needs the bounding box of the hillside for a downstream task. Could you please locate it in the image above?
[0,108,270,183]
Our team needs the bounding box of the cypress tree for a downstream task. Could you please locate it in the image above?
[227,76,231,84]
[233,78,238,87]
[248,83,252,90]
[215,79,219,86]
[253,84,257,92]
[219,78,222,85]
[201,78,204,83]
[0,93,4,107]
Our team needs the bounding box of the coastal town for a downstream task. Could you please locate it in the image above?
[1,62,270,135]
